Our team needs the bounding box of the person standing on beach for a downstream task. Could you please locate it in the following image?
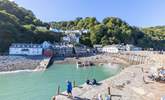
[66,80,72,97]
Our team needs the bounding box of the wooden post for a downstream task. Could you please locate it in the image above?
[141,56,144,64]
[57,85,60,95]
[132,55,134,65]
[138,55,141,64]
[108,87,111,95]
[73,80,76,88]
[108,87,112,100]
[128,54,131,63]
[141,67,144,73]
[139,56,142,64]
[137,55,140,64]
[135,55,137,64]
[135,55,138,65]
[52,96,56,100]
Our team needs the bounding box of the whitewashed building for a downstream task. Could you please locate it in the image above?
[102,45,119,53]
[64,29,89,35]
[49,28,89,35]
[74,45,88,56]
[9,43,43,55]
[53,43,73,57]
[62,33,80,43]
[126,44,142,51]
[93,45,103,53]
[49,28,63,33]
[9,41,53,56]
[42,41,52,49]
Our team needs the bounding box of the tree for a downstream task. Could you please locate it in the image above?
[90,24,106,44]
[101,36,109,46]
[0,0,62,53]
[33,19,43,26]
[80,33,91,47]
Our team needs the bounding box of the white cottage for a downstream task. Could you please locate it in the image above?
[102,45,119,53]
[42,41,52,49]
[9,41,53,56]
[62,34,80,43]
[9,43,43,55]
[53,43,73,57]
[126,44,142,51]
[93,45,103,52]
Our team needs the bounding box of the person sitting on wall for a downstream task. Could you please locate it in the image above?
[86,79,90,85]
[86,79,98,85]
[91,78,97,85]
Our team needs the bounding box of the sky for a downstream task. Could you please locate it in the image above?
[11,0,165,27]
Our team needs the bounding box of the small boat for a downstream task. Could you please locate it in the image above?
[77,61,94,68]
[77,61,82,68]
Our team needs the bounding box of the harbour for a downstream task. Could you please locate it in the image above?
[0,63,121,100]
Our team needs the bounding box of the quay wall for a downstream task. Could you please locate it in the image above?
[0,56,53,73]
[0,56,42,72]
[108,51,165,65]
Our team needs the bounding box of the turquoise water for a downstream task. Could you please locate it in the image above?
[0,64,121,100]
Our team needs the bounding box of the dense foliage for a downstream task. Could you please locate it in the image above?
[51,17,165,49]
[51,17,165,50]
[0,0,62,52]
[141,26,165,49]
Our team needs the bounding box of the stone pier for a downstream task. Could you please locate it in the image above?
[34,57,52,71]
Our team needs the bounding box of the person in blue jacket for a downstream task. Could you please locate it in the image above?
[66,80,72,97]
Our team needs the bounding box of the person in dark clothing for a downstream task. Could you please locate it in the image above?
[92,78,97,85]
[86,79,90,85]
[66,80,72,97]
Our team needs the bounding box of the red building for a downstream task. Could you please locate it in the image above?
[43,49,54,57]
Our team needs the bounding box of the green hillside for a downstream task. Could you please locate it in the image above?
[51,17,165,50]
[0,0,61,53]
[141,26,165,49]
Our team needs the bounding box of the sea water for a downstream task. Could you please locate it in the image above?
[0,64,121,100]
